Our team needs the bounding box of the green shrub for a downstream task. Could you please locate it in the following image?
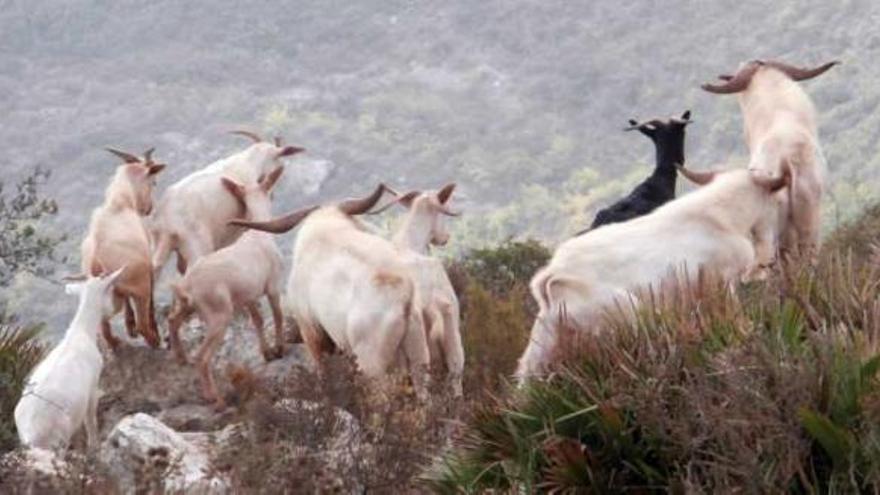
[0,323,46,454]
[425,208,880,493]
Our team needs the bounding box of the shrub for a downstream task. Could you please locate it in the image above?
[0,322,46,455]
[425,209,880,493]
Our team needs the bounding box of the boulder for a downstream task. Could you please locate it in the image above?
[100,413,229,494]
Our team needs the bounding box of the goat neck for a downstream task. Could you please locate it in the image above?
[650,129,686,185]
[393,205,433,255]
[104,167,139,212]
[66,290,105,344]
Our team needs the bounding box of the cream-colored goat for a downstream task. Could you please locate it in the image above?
[15,268,125,451]
[167,167,286,410]
[152,132,304,276]
[80,149,165,350]
[516,167,790,380]
[702,59,837,263]
[377,183,464,397]
[231,185,432,400]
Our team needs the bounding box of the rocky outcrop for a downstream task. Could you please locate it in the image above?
[99,413,230,494]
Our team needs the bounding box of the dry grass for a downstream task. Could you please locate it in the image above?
[426,211,880,493]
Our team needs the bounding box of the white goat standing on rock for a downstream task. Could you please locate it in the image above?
[516,166,791,380]
[374,183,464,397]
[701,59,837,264]
[14,268,126,451]
[151,132,304,277]
[166,167,287,410]
[231,185,432,401]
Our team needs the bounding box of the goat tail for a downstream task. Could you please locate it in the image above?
[530,269,554,316]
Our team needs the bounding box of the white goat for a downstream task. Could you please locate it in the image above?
[151,132,304,276]
[14,268,126,451]
[702,59,837,263]
[80,148,165,350]
[375,183,464,396]
[231,185,432,400]
[516,167,790,380]
[167,167,286,410]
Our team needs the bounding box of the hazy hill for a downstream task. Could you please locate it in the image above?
[1,0,878,329]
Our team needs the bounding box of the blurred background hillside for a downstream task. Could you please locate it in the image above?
[0,0,876,331]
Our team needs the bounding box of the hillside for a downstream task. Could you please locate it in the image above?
[1,0,878,327]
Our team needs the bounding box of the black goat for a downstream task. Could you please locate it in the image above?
[580,110,691,234]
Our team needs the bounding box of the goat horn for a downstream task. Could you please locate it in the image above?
[437,183,456,204]
[368,190,420,215]
[106,148,141,164]
[229,205,319,234]
[339,184,392,215]
[143,147,155,163]
[61,273,88,282]
[274,136,283,147]
[701,62,761,94]
[762,60,839,82]
[230,130,263,143]
[676,164,716,185]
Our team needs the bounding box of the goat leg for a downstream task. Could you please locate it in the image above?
[267,293,286,359]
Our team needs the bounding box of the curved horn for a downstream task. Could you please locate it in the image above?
[106,148,141,164]
[230,130,263,143]
[763,60,839,82]
[369,190,420,215]
[338,184,392,215]
[229,205,319,234]
[143,147,155,163]
[274,136,282,147]
[701,62,761,94]
[676,164,716,185]
[437,183,456,204]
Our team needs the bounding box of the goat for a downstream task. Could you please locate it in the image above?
[374,183,464,397]
[230,185,432,400]
[14,268,126,451]
[80,148,166,350]
[702,59,837,263]
[580,111,691,234]
[151,132,304,277]
[166,167,286,410]
[516,166,790,380]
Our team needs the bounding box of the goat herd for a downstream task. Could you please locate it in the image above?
[14,59,837,454]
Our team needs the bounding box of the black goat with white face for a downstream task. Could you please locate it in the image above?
[580,110,691,234]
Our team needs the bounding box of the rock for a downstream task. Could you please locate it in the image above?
[0,447,69,486]
[100,413,229,494]
[158,403,220,432]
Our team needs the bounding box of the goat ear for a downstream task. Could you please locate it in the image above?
[681,110,691,121]
[261,166,285,192]
[101,266,126,291]
[65,282,84,296]
[148,163,166,176]
[221,177,247,205]
[277,146,305,158]
[437,183,456,204]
